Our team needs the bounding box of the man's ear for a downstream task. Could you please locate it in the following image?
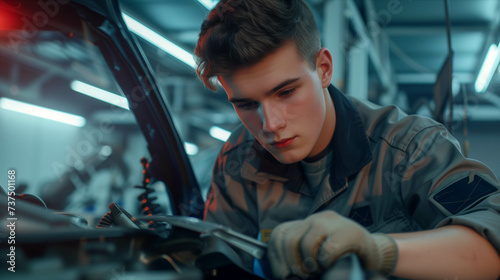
[316,48,333,88]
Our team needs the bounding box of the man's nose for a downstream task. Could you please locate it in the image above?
[259,102,286,133]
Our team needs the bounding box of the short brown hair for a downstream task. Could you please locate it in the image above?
[195,0,321,91]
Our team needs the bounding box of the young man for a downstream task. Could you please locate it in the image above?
[195,0,500,279]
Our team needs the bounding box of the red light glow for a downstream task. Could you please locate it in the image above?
[0,9,20,31]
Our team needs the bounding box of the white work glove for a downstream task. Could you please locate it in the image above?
[267,210,398,279]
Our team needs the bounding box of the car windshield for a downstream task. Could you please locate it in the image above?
[0,4,180,221]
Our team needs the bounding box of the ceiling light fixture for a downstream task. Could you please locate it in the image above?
[475,43,500,93]
[197,0,218,10]
[0,97,86,127]
[122,13,196,69]
[70,80,129,110]
[184,142,199,155]
[209,126,231,142]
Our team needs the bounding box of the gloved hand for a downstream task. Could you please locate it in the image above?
[267,210,398,279]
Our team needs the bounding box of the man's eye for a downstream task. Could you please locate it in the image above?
[278,89,295,98]
[236,102,258,110]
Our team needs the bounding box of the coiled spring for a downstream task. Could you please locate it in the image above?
[135,157,170,237]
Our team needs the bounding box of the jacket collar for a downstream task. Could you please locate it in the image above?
[240,85,372,195]
[327,85,373,194]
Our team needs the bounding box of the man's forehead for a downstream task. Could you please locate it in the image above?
[218,76,239,101]
[220,74,302,101]
[223,43,305,78]
[218,76,235,94]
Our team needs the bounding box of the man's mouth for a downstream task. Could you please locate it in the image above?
[272,137,296,149]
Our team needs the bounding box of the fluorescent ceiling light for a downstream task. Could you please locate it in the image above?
[197,0,218,9]
[0,97,86,127]
[122,13,196,69]
[184,142,199,156]
[475,44,500,93]
[209,126,231,142]
[70,80,129,110]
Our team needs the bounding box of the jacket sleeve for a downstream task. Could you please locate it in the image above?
[203,149,259,269]
[397,124,500,253]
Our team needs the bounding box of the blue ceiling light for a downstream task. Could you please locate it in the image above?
[0,97,86,127]
[197,0,218,10]
[184,142,199,155]
[209,126,231,142]
[122,13,196,69]
[70,80,130,110]
[475,43,500,93]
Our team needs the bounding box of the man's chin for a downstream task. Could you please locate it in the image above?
[269,151,305,165]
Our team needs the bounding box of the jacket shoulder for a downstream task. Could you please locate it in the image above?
[349,96,445,151]
[218,124,255,156]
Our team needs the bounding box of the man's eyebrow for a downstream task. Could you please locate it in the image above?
[228,77,300,103]
[229,97,255,103]
[266,78,300,96]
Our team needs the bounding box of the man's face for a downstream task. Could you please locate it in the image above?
[220,42,335,164]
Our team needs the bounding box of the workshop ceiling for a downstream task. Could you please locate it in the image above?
[376,0,500,86]
[117,0,500,110]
